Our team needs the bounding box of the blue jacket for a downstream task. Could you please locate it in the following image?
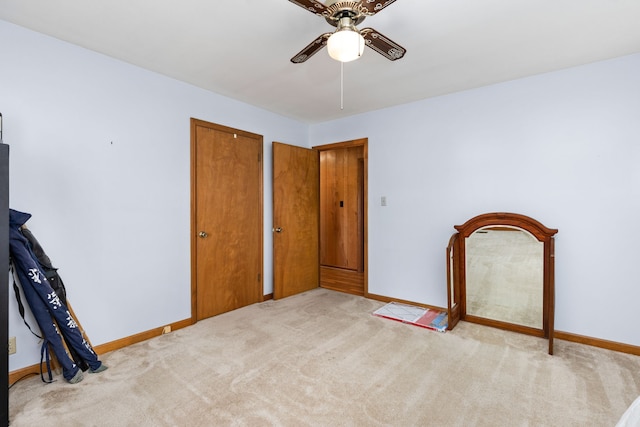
[9,209,102,381]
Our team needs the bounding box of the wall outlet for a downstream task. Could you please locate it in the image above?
[162,325,171,334]
[8,336,16,355]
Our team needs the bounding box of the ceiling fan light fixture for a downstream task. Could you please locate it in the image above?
[327,28,364,63]
[288,0,406,64]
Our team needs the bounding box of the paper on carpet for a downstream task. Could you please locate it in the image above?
[373,301,448,332]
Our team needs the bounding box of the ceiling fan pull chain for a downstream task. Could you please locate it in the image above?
[340,61,344,110]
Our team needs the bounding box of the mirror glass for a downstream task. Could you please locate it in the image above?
[465,226,543,329]
[449,241,455,307]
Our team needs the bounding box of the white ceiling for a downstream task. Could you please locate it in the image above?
[1,0,640,124]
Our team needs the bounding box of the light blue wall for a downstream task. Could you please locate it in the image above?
[310,53,640,347]
[3,18,639,372]
[1,20,308,371]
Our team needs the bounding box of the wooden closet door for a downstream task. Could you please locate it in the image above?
[319,146,363,270]
[315,138,367,297]
[191,119,263,320]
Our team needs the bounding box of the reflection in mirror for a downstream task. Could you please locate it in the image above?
[449,244,455,313]
[466,227,543,329]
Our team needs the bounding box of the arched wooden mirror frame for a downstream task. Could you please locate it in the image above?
[446,212,558,355]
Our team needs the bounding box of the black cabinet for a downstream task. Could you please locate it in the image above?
[1,143,9,425]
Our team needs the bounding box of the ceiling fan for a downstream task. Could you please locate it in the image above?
[288,0,406,64]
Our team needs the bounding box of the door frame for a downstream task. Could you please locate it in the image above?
[313,138,368,296]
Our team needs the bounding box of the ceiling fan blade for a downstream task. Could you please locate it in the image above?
[291,33,331,63]
[361,28,406,61]
[288,0,329,17]
[359,0,399,15]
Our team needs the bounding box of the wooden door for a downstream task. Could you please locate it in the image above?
[191,119,263,320]
[272,142,319,299]
[319,146,364,270]
[315,139,367,296]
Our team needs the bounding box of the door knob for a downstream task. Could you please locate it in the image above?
[198,231,208,238]
[273,227,283,233]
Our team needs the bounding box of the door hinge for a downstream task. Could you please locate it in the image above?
[257,273,261,282]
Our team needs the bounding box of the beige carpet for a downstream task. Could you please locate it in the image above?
[9,289,640,426]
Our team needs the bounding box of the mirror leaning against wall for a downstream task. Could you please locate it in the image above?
[446,213,558,355]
